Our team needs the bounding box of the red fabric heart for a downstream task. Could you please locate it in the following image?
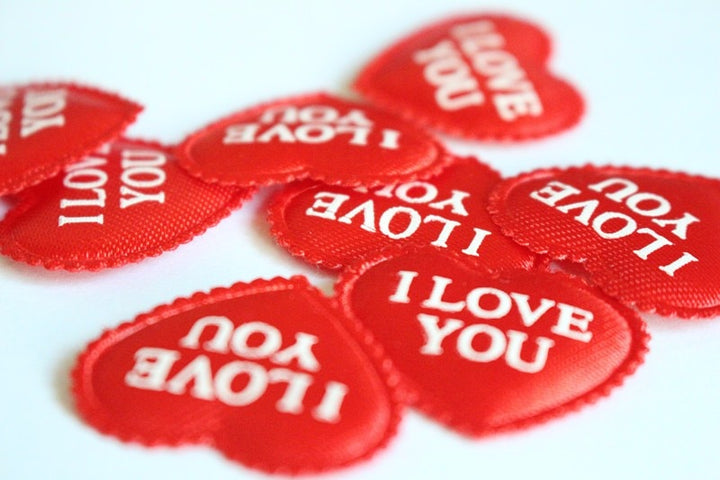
[177,92,450,188]
[268,155,538,270]
[336,247,648,436]
[354,14,583,140]
[73,276,402,474]
[0,82,141,196]
[489,165,720,317]
[0,138,252,271]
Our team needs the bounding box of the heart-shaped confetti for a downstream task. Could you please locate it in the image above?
[268,155,538,270]
[0,82,142,196]
[0,138,252,270]
[177,92,450,188]
[337,247,648,436]
[354,14,583,140]
[488,165,720,317]
[73,277,402,474]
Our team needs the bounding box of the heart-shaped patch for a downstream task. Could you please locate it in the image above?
[0,138,252,271]
[336,247,648,436]
[353,14,583,140]
[0,82,142,196]
[268,155,538,270]
[73,276,402,474]
[177,92,450,188]
[488,165,720,317]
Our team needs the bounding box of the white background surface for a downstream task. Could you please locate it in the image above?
[1,1,719,479]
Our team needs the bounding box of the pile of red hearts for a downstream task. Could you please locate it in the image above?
[2,12,716,475]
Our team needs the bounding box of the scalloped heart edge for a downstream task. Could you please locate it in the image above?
[71,275,405,475]
[266,179,348,271]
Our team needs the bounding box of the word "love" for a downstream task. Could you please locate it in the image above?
[389,270,595,373]
[224,105,400,149]
[306,180,491,257]
[125,316,349,424]
[531,176,700,276]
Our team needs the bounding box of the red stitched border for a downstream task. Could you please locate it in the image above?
[266,179,347,271]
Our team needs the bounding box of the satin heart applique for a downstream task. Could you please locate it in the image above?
[72,276,402,474]
[337,247,648,436]
[0,138,252,270]
[177,91,450,188]
[354,14,583,140]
